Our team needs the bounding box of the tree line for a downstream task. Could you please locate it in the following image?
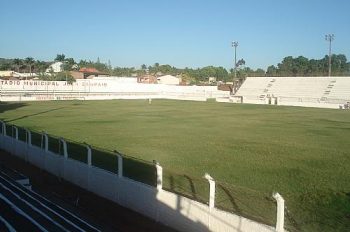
[266,55,349,77]
[1,54,349,84]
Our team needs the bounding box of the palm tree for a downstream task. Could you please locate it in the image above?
[35,60,49,74]
[13,58,22,73]
[25,57,35,79]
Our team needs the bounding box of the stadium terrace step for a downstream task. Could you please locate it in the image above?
[234,77,350,108]
[0,165,31,190]
[0,167,102,232]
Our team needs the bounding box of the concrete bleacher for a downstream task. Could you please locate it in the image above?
[0,166,101,232]
[327,78,350,101]
[234,77,350,108]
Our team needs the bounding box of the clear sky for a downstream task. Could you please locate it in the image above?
[1,0,349,70]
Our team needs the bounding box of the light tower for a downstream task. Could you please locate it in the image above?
[325,34,335,77]
[232,41,239,80]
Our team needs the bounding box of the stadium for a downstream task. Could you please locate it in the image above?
[0,76,350,232]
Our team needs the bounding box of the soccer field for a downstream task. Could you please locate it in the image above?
[1,100,350,231]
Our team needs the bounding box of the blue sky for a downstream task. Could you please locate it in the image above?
[1,0,349,70]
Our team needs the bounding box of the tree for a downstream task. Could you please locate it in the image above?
[294,56,309,76]
[271,54,349,77]
[215,67,229,81]
[266,65,278,76]
[277,56,294,76]
[180,73,195,85]
[55,71,75,83]
[236,59,246,68]
[55,54,65,62]
[13,58,22,73]
[35,60,49,73]
[255,68,266,76]
[25,57,35,78]
[37,71,75,84]
[108,60,112,74]
[331,54,348,75]
[62,57,75,71]
[308,59,322,76]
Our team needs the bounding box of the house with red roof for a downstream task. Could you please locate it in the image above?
[70,67,109,79]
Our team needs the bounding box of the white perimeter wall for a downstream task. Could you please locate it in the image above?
[0,131,276,232]
[0,80,229,102]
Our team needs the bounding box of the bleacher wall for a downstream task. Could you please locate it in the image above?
[0,79,229,102]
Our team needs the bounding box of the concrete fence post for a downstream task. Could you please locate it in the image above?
[114,151,123,178]
[23,129,31,162]
[26,129,31,146]
[1,121,6,136]
[13,126,18,140]
[86,144,92,166]
[60,138,68,159]
[43,133,49,152]
[155,161,163,191]
[204,173,215,209]
[273,192,285,232]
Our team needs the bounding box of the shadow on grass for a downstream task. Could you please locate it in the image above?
[163,170,209,205]
[5,107,66,123]
[217,184,242,215]
[163,170,276,229]
[167,174,201,201]
[215,182,277,227]
[0,102,27,114]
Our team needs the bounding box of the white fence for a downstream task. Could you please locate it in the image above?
[0,121,284,232]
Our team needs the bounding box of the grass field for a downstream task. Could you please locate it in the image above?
[1,100,350,231]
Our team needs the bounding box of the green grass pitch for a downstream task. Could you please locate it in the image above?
[1,99,349,231]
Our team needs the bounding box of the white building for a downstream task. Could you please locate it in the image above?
[46,61,63,73]
[157,75,180,85]
[0,71,15,77]
[208,77,217,84]
[0,71,37,79]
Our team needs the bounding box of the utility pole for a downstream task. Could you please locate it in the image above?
[325,34,335,77]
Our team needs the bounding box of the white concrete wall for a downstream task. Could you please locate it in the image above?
[0,80,229,102]
[93,76,138,83]
[157,75,180,85]
[0,127,277,232]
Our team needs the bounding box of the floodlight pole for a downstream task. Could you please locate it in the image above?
[232,41,239,80]
[325,34,335,77]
